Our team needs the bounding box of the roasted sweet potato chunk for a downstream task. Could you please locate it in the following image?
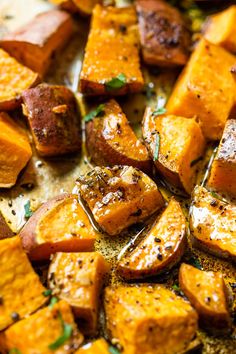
[179,263,231,332]
[19,194,97,261]
[49,252,109,335]
[86,100,151,173]
[207,119,236,198]
[0,301,83,353]
[190,186,236,261]
[75,339,109,353]
[104,285,198,354]
[0,10,73,77]
[204,5,236,53]
[118,198,186,279]
[136,0,191,66]
[0,236,47,331]
[142,109,206,194]
[167,39,236,140]
[22,84,81,157]
[0,112,32,188]
[76,166,164,236]
[80,5,144,96]
[50,0,101,15]
[0,212,13,239]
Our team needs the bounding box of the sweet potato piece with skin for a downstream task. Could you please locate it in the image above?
[179,263,232,332]
[50,0,102,15]
[167,39,236,140]
[75,339,109,354]
[0,236,47,331]
[136,0,191,67]
[0,112,32,188]
[207,119,236,198]
[22,84,81,157]
[19,194,97,261]
[190,186,236,261]
[48,252,109,335]
[105,285,198,354]
[0,212,14,239]
[0,301,83,353]
[76,166,164,236]
[0,10,73,77]
[86,100,152,174]
[118,198,186,279]
[142,108,206,194]
[79,5,144,96]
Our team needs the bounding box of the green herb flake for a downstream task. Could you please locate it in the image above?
[9,349,22,354]
[84,104,105,123]
[49,296,59,309]
[48,312,73,350]
[153,133,160,162]
[188,257,202,270]
[105,73,126,91]
[152,107,167,117]
[109,346,120,354]
[43,289,52,297]
[172,284,181,292]
[24,200,33,219]
[210,191,227,204]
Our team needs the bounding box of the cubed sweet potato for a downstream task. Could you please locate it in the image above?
[0,112,32,188]
[22,84,81,157]
[86,99,151,174]
[0,10,73,77]
[190,186,236,261]
[48,252,109,335]
[118,198,186,279]
[0,212,14,239]
[0,49,39,110]
[207,118,236,198]
[166,39,236,140]
[104,285,198,354]
[19,194,97,261]
[204,5,236,53]
[179,263,231,332]
[76,166,164,236]
[0,300,83,353]
[0,236,47,331]
[75,339,109,353]
[79,5,144,96]
[136,0,191,66]
[142,108,206,194]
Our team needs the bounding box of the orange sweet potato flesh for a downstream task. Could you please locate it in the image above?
[19,194,97,261]
[207,118,236,198]
[22,84,81,157]
[118,198,186,279]
[166,39,236,140]
[0,112,32,188]
[80,5,144,96]
[86,99,152,174]
[76,339,109,353]
[142,108,206,194]
[190,186,236,261]
[48,252,110,335]
[0,10,73,77]
[104,285,198,354]
[50,0,101,15]
[0,49,39,110]
[76,166,164,236]
[179,263,231,332]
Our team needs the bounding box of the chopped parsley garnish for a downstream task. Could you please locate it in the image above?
[109,346,120,354]
[153,133,160,162]
[190,156,203,167]
[84,104,105,122]
[48,312,73,350]
[49,296,59,309]
[152,107,166,116]
[43,289,52,297]
[24,201,33,219]
[9,349,21,354]
[105,73,126,91]
[188,257,202,270]
[210,191,228,204]
[172,284,181,292]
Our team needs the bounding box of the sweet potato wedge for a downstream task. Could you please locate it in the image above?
[76,166,164,236]
[190,186,236,261]
[142,108,206,194]
[0,236,47,331]
[75,339,109,354]
[50,0,102,15]
[117,198,186,279]
[22,84,81,157]
[204,5,236,53]
[104,285,198,354]
[48,252,109,335]
[0,10,73,77]
[166,39,236,140]
[19,194,97,261]
[86,99,151,174]
[0,212,14,239]
[79,5,144,96]
[179,263,231,332]
[0,300,83,353]
[207,118,236,198]
[136,0,191,66]
[0,49,39,111]
[0,112,32,188]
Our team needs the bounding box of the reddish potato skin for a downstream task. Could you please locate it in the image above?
[0,212,14,240]
[22,84,81,157]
